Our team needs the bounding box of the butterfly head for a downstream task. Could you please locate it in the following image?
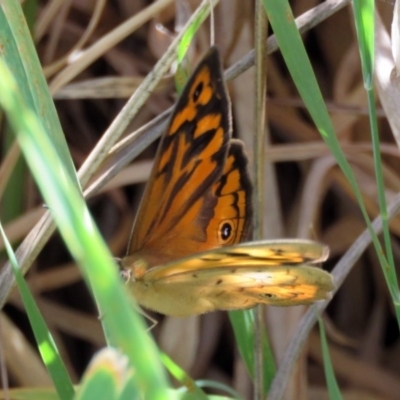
[120,256,149,282]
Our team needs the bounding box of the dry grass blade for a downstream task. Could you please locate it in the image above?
[49,0,175,93]
[268,192,400,400]
[2,0,400,398]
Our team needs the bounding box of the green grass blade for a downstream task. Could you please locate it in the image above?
[0,57,169,398]
[229,310,275,389]
[0,0,80,190]
[262,0,399,319]
[1,0,35,224]
[0,388,60,400]
[318,318,342,400]
[352,0,374,90]
[160,353,208,399]
[175,0,220,91]
[0,223,75,400]
[352,0,400,321]
[177,3,214,62]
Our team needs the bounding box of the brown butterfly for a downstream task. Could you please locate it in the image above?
[121,46,334,317]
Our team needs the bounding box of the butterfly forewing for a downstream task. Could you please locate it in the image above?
[126,46,252,266]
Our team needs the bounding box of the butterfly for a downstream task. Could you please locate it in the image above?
[120,46,334,317]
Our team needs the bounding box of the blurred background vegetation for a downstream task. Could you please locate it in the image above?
[1,0,399,399]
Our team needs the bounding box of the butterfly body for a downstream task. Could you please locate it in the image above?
[121,47,334,316]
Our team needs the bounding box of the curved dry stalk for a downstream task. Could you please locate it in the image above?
[35,0,70,41]
[48,0,175,93]
[253,2,268,398]
[267,192,400,400]
[42,0,107,78]
[224,0,351,83]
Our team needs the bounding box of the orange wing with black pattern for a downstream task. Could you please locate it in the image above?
[127,47,252,267]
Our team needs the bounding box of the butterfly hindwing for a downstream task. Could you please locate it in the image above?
[143,266,333,316]
[129,240,334,316]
